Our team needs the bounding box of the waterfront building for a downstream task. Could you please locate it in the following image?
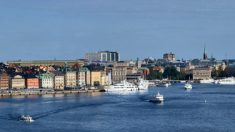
[54,73,65,90]
[91,71,102,86]
[11,75,25,89]
[126,73,143,82]
[65,71,77,88]
[40,72,55,88]
[77,67,89,87]
[187,67,212,80]
[111,61,129,83]
[26,78,39,89]
[163,52,176,61]
[86,70,91,86]
[90,71,107,86]
[190,59,224,69]
[100,72,110,86]
[0,72,9,89]
[127,66,138,74]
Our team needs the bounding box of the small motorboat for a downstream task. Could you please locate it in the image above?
[149,92,164,103]
[184,83,192,90]
[20,115,34,123]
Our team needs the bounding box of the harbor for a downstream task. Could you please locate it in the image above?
[0,84,235,132]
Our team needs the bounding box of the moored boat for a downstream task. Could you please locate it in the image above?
[105,80,139,92]
[200,78,215,84]
[218,77,235,85]
[157,82,171,87]
[138,79,149,90]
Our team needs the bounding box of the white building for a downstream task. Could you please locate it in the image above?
[11,75,25,89]
[78,68,88,87]
[40,73,54,88]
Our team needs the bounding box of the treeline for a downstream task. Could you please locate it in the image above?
[146,66,186,80]
[146,65,235,80]
[212,65,235,78]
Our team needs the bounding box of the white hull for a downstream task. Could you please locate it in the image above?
[106,79,150,93]
[138,79,149,90]
[150,92,164,103]
[157,83,171,87]
[200,79,215,84]
[184,83,192,89]
[218,77,235,85]
[105,80,139,93]
[105,87,139,92]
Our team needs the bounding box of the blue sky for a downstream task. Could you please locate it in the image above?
[0,0,235,61]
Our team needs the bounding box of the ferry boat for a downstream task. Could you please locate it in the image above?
[149,92,164,103]
[218,77,235,85]
[20,115,34,123]
[184,83,192,90]
[200,78,215,84]
[105,80,139,92]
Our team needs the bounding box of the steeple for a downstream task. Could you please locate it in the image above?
[203,45,208,60]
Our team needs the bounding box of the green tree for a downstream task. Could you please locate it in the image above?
[163,66,181,80]
[146,68,163,80]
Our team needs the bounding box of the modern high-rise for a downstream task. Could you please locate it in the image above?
[99,51,120,62]
[163,52,176,61]
[85,51,120,62]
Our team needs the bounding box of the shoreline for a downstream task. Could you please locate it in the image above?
[0,89,105,97]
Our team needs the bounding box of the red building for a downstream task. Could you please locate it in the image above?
[26,78,39,89]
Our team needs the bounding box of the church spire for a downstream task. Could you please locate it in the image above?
[203,45,208,60]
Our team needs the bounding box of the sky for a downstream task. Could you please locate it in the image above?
[0,0,235,61]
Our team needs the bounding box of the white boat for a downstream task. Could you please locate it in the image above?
[214,80,219,84]
[149,92,164,103]
[218,77,235,85]
[157,82,171,87]
[105,80,139,92]
[20,115,34,123]
[200,78,215,84]
[138,79,149,90]
[184,83,192,90]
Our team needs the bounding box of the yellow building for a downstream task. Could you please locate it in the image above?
[65,71,77,88]
[11,75,25,89]
[91,71,102,86]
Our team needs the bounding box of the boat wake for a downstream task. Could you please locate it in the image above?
[32,101,116,120]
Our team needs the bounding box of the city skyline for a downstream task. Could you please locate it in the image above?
[0,0,235,61]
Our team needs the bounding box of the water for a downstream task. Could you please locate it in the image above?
[0,84,235,132]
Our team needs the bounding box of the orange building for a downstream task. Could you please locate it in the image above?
[0,73,9,89]
[26,78,39,89]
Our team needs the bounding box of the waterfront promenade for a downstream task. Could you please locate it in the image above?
[0,88,104,97]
